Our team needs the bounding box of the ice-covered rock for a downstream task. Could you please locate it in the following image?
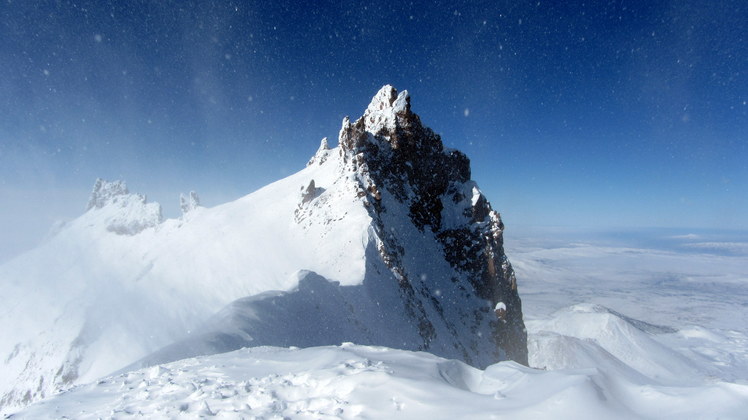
[85,179,162,235]
[179,191,200,215]
[86,178,129,210]
[306,137,330,166]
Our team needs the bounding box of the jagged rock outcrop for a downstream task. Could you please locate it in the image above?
[180,191,201,215]
[335,85,527,364]
[307,137,330,166]
[86,179,129,210]
[86,178,162,235]
[300,180,317,204]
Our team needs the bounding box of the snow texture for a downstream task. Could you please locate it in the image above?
[12,339,748,419]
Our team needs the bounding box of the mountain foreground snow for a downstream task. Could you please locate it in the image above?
[12,303,748,419]
[11,232,748,419]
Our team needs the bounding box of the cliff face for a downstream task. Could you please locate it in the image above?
[325,85,527,364]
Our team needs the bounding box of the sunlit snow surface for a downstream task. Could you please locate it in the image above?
[9,230,748,419]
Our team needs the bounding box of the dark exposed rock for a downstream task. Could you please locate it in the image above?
[301,179,317,204]
[336,85,527,365]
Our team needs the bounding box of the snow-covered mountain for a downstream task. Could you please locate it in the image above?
[0,85,526,414]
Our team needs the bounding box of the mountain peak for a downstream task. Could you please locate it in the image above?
[337,85,415,154]
[339,85,435,155]
[333,85,527,364]
[364,84,410,118]
[0,86,526,414]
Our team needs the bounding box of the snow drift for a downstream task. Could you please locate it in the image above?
[12,341,748,419]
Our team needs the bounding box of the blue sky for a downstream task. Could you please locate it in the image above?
[1,0,746,259]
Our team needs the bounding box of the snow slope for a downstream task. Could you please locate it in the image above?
[11,342,748,419]
[0,148,371,413]
[508,230,748,386]
[9,230,748,418]
[0,85,526,414]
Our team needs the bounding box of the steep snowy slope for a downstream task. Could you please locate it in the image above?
[0,149,370,414]
[0,86,525,414]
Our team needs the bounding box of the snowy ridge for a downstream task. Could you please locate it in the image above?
[0,86,526,413]
[85,178,162,235]
[0,149,371,414]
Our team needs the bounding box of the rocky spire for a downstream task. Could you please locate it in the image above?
[180,191,201,215]
[307,137,330,166]
[87,178,130,210]
[334,85,527,365]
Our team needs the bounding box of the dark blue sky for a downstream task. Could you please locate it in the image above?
[1,0,746,259]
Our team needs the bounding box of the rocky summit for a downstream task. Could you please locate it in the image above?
[0,85,526,415]
[333,85,527,364]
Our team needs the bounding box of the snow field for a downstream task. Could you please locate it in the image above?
[13,341,748,419]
